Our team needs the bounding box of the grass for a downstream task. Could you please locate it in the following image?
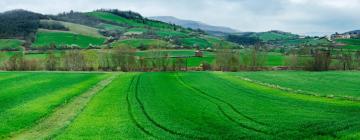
[181,37,212,49]
[267,52,285,66]
[0,39,23,50]
[112,39,171,49]
[32,30,105,48]
[97,23,126,31]
[87,12,144,27]
[254,32,298,42]
[50,72,360,139]
[230,71,360,100]
[156,29,188,38]
[40,20,104,38]
[0,72,109,138]
[336,39,360,50]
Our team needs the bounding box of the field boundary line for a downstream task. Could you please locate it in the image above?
[7,73,118,140]
[230,74,360,102]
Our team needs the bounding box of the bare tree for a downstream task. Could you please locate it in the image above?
[45,51,58,71]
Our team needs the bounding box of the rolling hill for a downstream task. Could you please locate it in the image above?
[149,16,238,34]
[0,9,238,50]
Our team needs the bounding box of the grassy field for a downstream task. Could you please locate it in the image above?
[2,72,360,139]
[0,72,109,138]
[87,12,144,27]
[231,71,360,100]
[336,39,360,50]
[32,30,105,48]
[112,39,171,49]
[40,20,104,38]
[0,39,23,50]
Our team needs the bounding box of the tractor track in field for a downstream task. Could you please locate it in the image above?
[175,73,270,135]
[133,75,206,139]
[125,76,158,139]
[7,74,117,140]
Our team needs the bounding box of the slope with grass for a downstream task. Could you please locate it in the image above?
[112,39,171,49]
[252,31,299,42]
[230,71,360,100]
[336,38,360,50]
[48,72,360,139]
[0,39,23,50]
[40,20,104,38]
[87,12,144,27]
[0,72,109,138]
[32,30,105,48]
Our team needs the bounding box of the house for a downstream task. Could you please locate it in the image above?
[331,33,351,40]
[195,50,203,57]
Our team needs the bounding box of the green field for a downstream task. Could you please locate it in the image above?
[112,39,171,49]
[87,12,144,27]
[0,72,109,138]
[40,20,104,38]
[2,72,360,139]
[230,71,360,100]
[336,39,360,50]
[0,39,23,50]
[32,30,105,48]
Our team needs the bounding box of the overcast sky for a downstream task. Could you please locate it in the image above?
[1,0,359,36]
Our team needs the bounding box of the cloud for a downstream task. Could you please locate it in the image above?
[0,0,359,35]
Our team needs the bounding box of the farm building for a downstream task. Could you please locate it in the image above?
[195,50,203,57]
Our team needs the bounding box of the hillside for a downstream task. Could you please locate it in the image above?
[149,16,238,34]
[0,9,237,50]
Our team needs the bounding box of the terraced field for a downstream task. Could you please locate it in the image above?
[2,72,360,139]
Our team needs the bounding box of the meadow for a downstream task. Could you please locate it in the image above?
[1,71,360,139]
[0,72,109,138]
[0,39,23,50]
[336,39,360,50]
[32,30,105,48]
[230,71,360,100]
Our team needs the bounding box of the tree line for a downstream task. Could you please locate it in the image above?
[1,46,360,72]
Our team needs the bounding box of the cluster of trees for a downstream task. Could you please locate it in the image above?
[213,47,267,71]
[1,47,189,72]
[226,34,261,45]
[284,48,360,71]
[53,11,102,27]
[0,10,45,40]
[39,21,69,31]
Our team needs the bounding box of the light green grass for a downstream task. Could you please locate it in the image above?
[0,72,108,138]
[97,23,126,31]
[336,39,360,50]
[112,39,170,49]
[181,37,211,48]
[40,20,104,38]
[32,30,105,48]
[0,39,23,50]
[230,71,360,99]
[53,72,360,139]
[87,12,144,27]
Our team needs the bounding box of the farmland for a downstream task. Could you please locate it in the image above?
[0,39,23,50]
[230,71,360,100]
[0,72,109,138]
[32,30,105,48]
[1,72,360,139]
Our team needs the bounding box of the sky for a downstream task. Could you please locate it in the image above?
[1,0,359,36]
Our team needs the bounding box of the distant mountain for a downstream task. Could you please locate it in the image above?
[149,16,238,34]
